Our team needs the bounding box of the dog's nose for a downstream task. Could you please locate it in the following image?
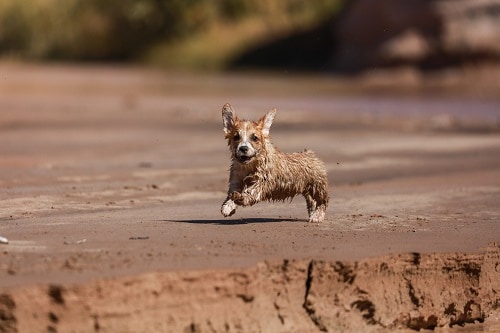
[238,146,249,154]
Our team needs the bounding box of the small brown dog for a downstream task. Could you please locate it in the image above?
[221,103,329,222]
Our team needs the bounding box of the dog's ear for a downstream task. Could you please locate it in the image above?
[260,108,276,136]
[222,103,237,134]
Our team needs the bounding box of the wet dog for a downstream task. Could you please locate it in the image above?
[220,103,329,222]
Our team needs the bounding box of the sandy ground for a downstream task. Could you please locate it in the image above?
[0,63,499,332]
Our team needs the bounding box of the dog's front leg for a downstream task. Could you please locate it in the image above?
[231,191,253,206]
[221,173,243,217]
[221,189,256,217]
[230,173,261,207]
[221,196,237,217]
[231,184,261,207]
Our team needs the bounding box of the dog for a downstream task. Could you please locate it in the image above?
[220,103,329,222]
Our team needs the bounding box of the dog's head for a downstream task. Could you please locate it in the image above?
[222,103,276,165]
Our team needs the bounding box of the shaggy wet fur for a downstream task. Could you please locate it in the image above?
[221,103,329,222]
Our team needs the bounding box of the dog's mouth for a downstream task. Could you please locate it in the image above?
[236,154,255,164]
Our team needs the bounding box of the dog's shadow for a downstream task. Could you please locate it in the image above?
[164,217,304,225]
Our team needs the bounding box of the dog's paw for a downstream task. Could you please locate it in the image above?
[308,209,325,223]
[221,200,237,217]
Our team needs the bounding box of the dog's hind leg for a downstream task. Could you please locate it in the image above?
[304,186,328,223]
[309,204,326,223]
[304,193,317,217]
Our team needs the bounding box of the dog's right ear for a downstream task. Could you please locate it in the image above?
[222,103,237,134]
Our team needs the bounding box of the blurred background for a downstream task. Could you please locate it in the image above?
[1,0,499,74]
[0,0,342,70]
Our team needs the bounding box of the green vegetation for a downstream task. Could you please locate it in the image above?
[0,0,343,69]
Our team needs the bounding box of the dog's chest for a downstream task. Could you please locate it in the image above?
[243,173,258,187]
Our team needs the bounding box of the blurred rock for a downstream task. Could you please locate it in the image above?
[335,0,500,72]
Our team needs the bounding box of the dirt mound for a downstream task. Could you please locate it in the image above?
[1,243,497,333]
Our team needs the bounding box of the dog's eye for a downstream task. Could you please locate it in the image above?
[251,134,259,142]
[233,133,240,141]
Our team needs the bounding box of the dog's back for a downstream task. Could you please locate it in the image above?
[256,148,328,204]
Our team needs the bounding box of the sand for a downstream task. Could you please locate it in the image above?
[0,63,499,332]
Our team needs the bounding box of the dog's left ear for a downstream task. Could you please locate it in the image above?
[260,108,276,136]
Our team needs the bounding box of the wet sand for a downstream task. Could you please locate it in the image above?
[0,63,499,332]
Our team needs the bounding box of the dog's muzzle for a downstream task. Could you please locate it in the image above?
[236,145,255,163]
